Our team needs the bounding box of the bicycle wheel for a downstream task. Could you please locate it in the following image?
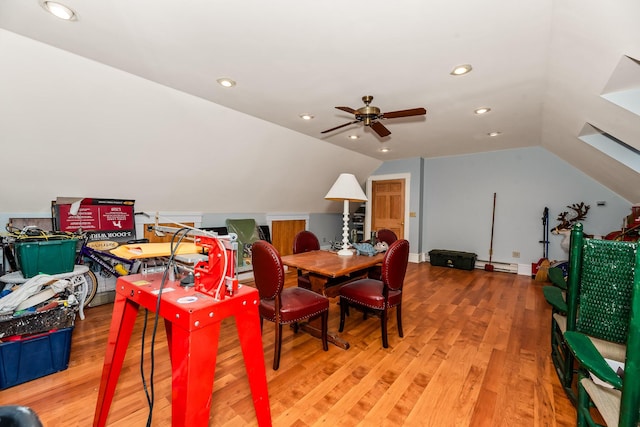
[81,269,99,307]
[69,269,98,307]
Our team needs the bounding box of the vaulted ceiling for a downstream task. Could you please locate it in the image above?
[1,0,639,202]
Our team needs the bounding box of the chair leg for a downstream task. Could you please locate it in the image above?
[274,323,282,370]
[576,374,590,427]
[260,317,263,332]
[381,309,389,348]
[339,297,347,332]
[292,322,299,333]
[396,304,403,338]
[321,311,328,351]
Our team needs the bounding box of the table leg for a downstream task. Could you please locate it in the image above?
[168,324,221,427]
[93,294,140,427]
[300,275,350,350]
[235,306,272,427]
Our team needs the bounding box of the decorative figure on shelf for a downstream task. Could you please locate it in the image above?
[551,202,590,253]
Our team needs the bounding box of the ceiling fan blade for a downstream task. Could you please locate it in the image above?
[370,121,391,137]
[381,107,427,119]
[321,120,359,134]
[335,106,357,114]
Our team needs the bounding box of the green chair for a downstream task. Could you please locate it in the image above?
[548,223,631,404]
[225,219,261,272]
[564,236,640,426]
[548,266,567,290]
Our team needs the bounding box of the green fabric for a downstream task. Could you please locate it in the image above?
[548,267,567,290]
[543,286,567,313]
[565,331,623,389]
[577,239,637,343]
[226,219,261,268]
[225,219,260,244]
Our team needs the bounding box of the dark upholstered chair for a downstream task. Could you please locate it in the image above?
[292,230,320,289]
[338,239,409,348]
[368,229,399,281]
[252,240,329,370]
[0,406,43,427]
[375,229,398,245]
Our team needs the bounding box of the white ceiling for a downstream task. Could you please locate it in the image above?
[1,0,639,201]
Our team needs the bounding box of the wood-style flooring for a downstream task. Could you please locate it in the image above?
[0,263,576,426]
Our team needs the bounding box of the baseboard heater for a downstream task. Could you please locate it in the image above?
[475,259,518,274]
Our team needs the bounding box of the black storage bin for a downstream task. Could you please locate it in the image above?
[428,249,477,271]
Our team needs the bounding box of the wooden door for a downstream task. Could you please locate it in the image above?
[271,220,306,256]
[371,179,405,239]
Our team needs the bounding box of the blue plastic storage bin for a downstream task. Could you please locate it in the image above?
[0,327,73,389]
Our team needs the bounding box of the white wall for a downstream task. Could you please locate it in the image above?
[0,29,381,215]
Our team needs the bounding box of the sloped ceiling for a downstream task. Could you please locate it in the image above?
[0,0,639,205]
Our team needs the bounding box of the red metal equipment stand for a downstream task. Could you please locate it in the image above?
[93,273,272,427]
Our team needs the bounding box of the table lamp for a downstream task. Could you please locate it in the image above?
[325,173,368,256]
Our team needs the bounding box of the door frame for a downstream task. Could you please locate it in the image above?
[365,173,411,241]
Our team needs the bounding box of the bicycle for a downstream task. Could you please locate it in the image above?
[2,226,142,308]
[73,232,144,306]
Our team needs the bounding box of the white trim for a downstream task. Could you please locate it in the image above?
[365,173,411,240]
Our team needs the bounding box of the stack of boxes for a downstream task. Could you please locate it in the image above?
[0,238,78,389]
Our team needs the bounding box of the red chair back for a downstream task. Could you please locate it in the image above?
[252,240,285,300]
[293,230,320,254]
[376,229,398,245]
[381,239,410,291]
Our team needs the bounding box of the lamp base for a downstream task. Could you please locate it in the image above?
[337,248,354,256]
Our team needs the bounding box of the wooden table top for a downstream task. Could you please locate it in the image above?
[281,250,384,278]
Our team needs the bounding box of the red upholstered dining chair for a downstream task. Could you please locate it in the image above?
[338,239,410,348]
[292,230,320,289]
[251,240,329,370]
[368,229,398,280]
[376,229,398,245]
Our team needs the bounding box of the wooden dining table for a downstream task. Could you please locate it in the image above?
[280,249,385,349]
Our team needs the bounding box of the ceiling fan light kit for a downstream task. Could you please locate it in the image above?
[322,95,426,138]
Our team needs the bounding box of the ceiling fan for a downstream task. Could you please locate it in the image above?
[321,95,426,137]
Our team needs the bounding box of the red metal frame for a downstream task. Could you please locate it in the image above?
[93,272,271,427]
[192,235,238,298]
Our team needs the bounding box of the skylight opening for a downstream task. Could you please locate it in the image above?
[579,123,640,173]
[601,55,640,116]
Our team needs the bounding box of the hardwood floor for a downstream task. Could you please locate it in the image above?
[0,263,576,426]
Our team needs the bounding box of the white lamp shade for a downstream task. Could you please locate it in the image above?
[324,173,368,202]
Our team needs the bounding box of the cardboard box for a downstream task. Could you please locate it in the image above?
[0,327,73,390]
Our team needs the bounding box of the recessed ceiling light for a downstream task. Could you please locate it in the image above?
[474,107,491,115]
[348,135,359,140]
[299,114,314,120]
[488,131,502,137]
[380,147,390,153]
[450,64,473,76]
[41,1,77,20]
[216,78,236,88]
